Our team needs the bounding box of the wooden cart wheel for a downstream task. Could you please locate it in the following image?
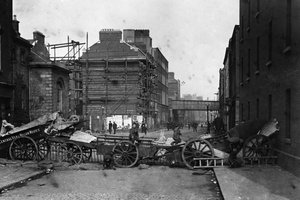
[81,146,92,162]
[9,136,38,161]
[36,138,50,161]
[182,139,214,169]
[243,135,272,158]
[58,141,83,164]
[112,141,139,168]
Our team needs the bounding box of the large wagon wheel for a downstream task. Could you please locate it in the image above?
[243,135,273,158]
[182,139,214,169]
[112,141,139,168]
[9,136,38,161]
[36,138,50,161]
[58,141,83,164]
[81,146,92,162]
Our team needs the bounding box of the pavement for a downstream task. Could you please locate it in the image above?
[214,166,300,200]
[0,159,47,194]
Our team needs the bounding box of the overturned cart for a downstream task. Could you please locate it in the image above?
[93,136,215,169]
[227,119,279,158]
[0,112,81,162]
[0,113,59,160]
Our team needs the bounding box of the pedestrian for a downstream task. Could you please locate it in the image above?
[129,123,139,144]
[108,121,112,134]
[171,127,182,145]
[141,121,147,135]
[113,122,117,134]
[212,114,225,135]
[135,121,140,130]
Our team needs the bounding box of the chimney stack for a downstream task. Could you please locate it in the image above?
[12,15,20,36]
[33,31,45,45]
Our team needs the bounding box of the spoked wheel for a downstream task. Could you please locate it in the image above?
[182,139,214,169]
[36,138,50,161]
[112,141,139,168]
[9,136,38,161]
[81,146,92,162]
[243,135,273,158]
[57,142,83,164]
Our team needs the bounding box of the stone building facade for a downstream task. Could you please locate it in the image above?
[239,0,300,176]
[29,32,70,119]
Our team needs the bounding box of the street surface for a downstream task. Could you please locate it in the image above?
[1,166,222,200]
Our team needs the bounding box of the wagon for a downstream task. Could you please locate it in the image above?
[226,118,279,159]
[93,135,215,169]
[0,124,48,161]
[0,112,81,162]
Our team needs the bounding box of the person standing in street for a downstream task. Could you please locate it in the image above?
[113,122,117,134]
[129,123,139,144]
[108,121,112,134]
[141,121,147,135]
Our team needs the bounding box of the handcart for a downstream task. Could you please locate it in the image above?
[95,135,215,169]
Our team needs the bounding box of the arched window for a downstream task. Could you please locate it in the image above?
[57,79,64,111]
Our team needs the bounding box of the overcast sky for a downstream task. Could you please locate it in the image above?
[14,0,239,100]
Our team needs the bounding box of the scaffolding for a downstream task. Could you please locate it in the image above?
[47,36,85,115]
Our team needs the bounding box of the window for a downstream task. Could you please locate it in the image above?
[255,0,260,22]
[20,49,25,64]
[247,101,250,120]
[241,103,244,121]
[268,94,272,120]
[247,0,251,31]
[21,87,26,110]
[57,80,65,111]
[268,20,273,64]
[241,57,244,82]
[256,98,259,119]
[0,25,1,71]
[241,15,244,41]
[285,0,291,48]
[247,49,251,79]
[256,37,260,72]
[285,89,291,139]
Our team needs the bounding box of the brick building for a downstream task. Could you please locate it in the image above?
[81,29,155,131]
[0,0,14,124]
[0,0,32,126]
[81,29,169,131]
[28,31,70,119]
[168,72,180,101]
[150,47,169,127]
[239,0,300,176]
[124,30,169,127]
[11,16,32,125]
[221,25,240,130]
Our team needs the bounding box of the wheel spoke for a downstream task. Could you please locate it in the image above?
[200,144,208,152]
[114,149,123,154]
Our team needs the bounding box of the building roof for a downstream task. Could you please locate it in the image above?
[80,40,146,61]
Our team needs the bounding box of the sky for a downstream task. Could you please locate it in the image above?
[13,0,239,100]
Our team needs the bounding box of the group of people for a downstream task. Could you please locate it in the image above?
[108,121,118,134]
